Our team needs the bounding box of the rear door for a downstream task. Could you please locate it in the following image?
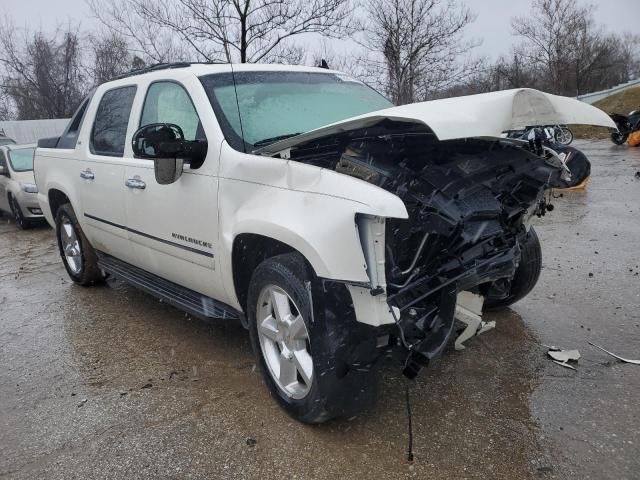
[79,85,137,263]
[123,78,222,299]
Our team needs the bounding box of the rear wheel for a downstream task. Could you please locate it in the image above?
[9,195,30,230]
[483,227,542,311]
[555,126,573,145]
[55,203,104,286]
[247,253,377,423]
[611,131,628,145]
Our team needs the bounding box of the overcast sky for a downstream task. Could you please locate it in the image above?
[5,0,640,61]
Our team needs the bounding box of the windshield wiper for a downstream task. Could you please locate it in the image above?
[253,132,303,148]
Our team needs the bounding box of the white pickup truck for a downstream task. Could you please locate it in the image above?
[34,63,615,422]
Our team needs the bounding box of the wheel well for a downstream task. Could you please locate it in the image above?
[232,234,302,311]
[48,189,70,219]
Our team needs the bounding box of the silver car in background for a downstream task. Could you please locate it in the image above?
[0,144,44,229]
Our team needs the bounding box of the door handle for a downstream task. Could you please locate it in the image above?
[125,178,146,190]
[80,169,94,180]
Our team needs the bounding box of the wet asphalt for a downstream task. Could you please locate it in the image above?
[1,140,639,479]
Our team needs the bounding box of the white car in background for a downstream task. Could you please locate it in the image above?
[0,144,44,229]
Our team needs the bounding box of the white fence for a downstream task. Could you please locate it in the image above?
[577,78,640,105]
[0,119,70,144]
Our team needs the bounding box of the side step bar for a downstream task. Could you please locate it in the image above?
[97,252,242,321]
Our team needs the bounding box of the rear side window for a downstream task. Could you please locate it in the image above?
[58,95,92,149]
[90,86,137,157]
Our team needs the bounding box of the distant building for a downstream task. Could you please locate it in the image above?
[0,119,70,145]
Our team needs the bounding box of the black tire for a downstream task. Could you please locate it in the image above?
[611,132,628,145]
[55,203,104,286]
[9,195,31,230]
[484,228,542,311]
[247,253,376,423]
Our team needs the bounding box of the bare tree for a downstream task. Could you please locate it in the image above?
[0,20,87,119]
[359,0,477,104]
[440,0,639,100]
[87,0,189,63]
[309,38,354,73]
[0,89,12,120]
[512,0,635,96]
[620,33,640,81]
[89,31,145,84]
[88,0,356,64]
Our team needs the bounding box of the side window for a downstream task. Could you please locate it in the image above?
[140,82,203,141]
[58,94,92,149]
[0,150,7,169]
[90,86,137,157]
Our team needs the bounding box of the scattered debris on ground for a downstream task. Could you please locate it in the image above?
[589,342,640,365]
[546,346,580,370]
[552,360,577,371]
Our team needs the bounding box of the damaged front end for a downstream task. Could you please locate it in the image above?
[357,130,559,377]
[282,121,566,378]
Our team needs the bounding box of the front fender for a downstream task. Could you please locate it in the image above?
[225,192,369,282]
[218,144,409,308]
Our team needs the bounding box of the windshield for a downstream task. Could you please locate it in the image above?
[8,147,35,172]
[200,71,393,151]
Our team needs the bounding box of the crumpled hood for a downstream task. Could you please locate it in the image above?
[256,88,616,155]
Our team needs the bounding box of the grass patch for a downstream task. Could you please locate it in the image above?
[572,86,640,139]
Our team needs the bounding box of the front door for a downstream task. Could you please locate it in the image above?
[123,80,221,299]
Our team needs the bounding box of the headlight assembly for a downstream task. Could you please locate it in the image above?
[20,182,38,193]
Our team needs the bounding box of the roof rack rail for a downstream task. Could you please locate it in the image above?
[112,62,192,80]
[111,61,229,81]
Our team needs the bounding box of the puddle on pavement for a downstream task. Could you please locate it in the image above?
[58,275,549,478]
[9,138,639,479]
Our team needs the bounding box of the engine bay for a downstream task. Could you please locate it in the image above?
[279,120,564,376]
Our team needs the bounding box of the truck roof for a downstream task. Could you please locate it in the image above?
[111,62,343,83]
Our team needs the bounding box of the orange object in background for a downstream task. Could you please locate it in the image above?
[560,175,591,191]
[629,131,640,147]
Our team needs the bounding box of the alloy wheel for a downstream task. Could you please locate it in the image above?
[256,284,313,399]
[11,197,24,227]
[60,218,83,275]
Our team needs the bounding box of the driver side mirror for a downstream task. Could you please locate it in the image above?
[131,123,207,185]
[0,166,5,176]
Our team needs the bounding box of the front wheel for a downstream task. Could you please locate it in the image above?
[247,253,377,423]
[483,227,542,311]
[10,195,30,230]
[55,204,105,286]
